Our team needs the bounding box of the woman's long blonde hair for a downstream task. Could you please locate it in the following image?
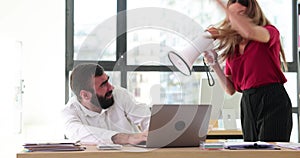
[212,0,287,71]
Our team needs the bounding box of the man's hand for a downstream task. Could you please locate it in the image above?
[111,131,148,145]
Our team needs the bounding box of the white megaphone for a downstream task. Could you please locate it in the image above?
[168,31,214,76]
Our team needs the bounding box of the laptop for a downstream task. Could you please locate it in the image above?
[137,104,212,148]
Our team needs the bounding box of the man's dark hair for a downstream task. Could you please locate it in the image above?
[70,63,104,100]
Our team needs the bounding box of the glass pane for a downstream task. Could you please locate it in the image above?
[127,0,224,66]
[127,71,203,105]
[127,29,192,66]
[74,0,116,61]
[128,0,224,27]
[258,0,293,62]
[299,13,300,48]
[284,72,298,108]
[291,113,299,143]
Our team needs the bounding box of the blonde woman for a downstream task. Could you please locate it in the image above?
[204,0,292,142]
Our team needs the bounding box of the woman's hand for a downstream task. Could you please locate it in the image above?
[203,50,218,67]
[206,27,219,37]
[214,0,269,42]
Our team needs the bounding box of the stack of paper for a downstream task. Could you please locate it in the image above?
[276,142,300,150]
[23,141,86,152]
[224,141,278,150]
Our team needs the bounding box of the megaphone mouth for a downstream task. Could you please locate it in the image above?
[168,51,192,76]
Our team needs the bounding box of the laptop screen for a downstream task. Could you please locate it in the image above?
[145,104,212,148]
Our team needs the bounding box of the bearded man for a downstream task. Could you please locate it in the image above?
[62,63,150,145]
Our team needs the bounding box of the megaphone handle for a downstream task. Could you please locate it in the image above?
[206,70,215,86]
[203,58,215,87]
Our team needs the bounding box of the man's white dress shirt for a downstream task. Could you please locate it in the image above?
[62,86,150,144]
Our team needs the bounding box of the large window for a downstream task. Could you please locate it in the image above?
[73,0,117,61]
[67,0,299,142]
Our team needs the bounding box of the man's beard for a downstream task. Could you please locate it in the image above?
[90,90,114,109]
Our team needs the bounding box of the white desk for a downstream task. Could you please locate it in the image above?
[17,145,300,158]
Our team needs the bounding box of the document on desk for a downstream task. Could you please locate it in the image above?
[276,142,300,150]
[224,141,278,150]
[23,140,86,152]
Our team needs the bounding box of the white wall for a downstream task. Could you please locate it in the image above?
[0,0,65,157]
